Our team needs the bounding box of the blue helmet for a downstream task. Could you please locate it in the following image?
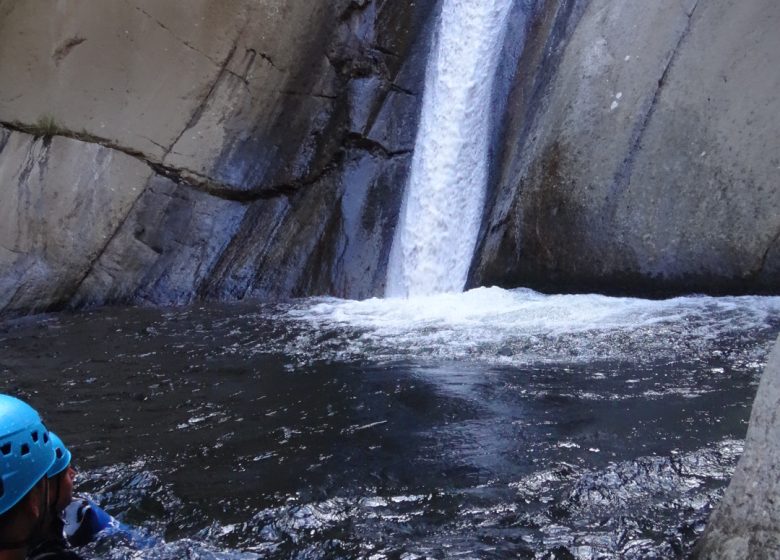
[0,395,55,515]
[47,432,72,478]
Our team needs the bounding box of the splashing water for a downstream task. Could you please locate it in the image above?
[386,0,514,297]
[284,287,780,367]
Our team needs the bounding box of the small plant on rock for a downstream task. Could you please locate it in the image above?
[33,114,60,137]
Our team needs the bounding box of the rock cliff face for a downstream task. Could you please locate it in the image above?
[693,335,780,559]
[472,0,780,295]
[0,131,152,314]
[1,0,778,317]
[0,0,435,315]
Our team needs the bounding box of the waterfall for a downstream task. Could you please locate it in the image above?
[385,0,514,298]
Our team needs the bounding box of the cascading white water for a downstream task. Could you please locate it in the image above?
[385,0,514,298]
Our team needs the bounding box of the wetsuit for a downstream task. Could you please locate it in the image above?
[63,498,114,547]
[27,512,83,560]
[26,534,83,560]
[62,497,157,550]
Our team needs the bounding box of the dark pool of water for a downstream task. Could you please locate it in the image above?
[0,292,778,559]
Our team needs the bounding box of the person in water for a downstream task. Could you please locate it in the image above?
[32,433,134,554]
[0,394,57,560]
[27,433,82,560]
[2,398,152,558]
[47,435,76,517]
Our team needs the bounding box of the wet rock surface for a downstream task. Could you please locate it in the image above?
[694,335,780,559]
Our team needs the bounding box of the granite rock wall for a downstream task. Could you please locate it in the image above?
[472,0,780,296]
[1,0,779,318]
[0,0,436,315]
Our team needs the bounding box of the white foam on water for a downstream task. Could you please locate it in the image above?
[385,0,515,297]
[282,287,780,365]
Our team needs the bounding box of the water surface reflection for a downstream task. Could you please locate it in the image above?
[0,289,778,558]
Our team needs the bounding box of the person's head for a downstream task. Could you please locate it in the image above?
[46,433,75,514]
[0,395,55,553]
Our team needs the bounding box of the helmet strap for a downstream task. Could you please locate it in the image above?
[50,475,61,515]
[30,478,51,541]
